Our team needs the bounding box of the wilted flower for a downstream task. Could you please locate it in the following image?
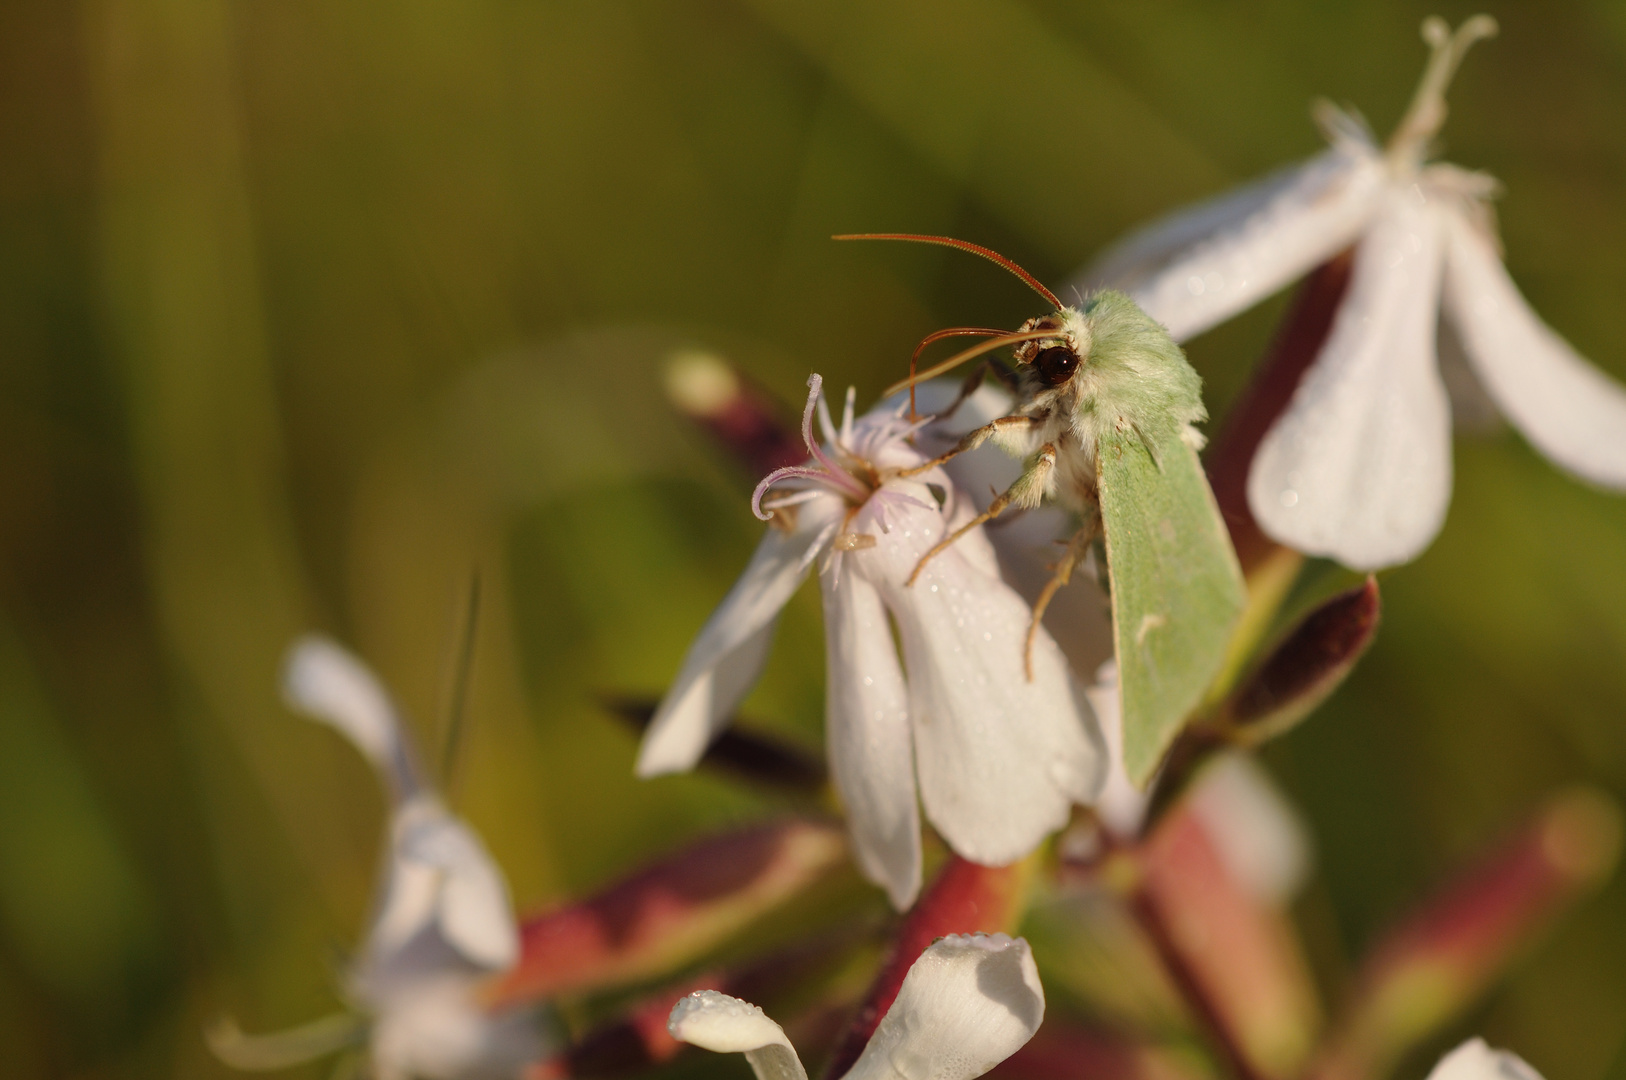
[667,933,1043,1080]
[1081,15,1626,570]
[1426,1039,1544,1080]
[210,636,546,1080]
[637,375,1104,909]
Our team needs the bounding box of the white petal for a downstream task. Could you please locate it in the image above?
[1101,144,1385,342]
[859,497,1105,866]
[636,496,841,777]
[1426,1040,1546,1080]
[902,383,1114,677]
[821,566,921,910]
[1083,660,1148,838]
[1248,191,1453,570]
[373,797,519,970]
[668,990,808,1080]
[283,635,421,800]
[1188,754,1311,904]
[1081,160,1329,295]
[1441,207,1626,488]
[844,933,1043,1080]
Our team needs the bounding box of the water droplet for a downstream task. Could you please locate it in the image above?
[1280,489,1299,508]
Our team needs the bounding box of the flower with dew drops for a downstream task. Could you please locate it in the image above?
[667,933,1043,1080]
[1077,15,1626,570]
[209,636,548,1080]
[636,375,1104,909]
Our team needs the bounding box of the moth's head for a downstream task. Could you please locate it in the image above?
[832,233,1083,410]
[1013,308,1091,390]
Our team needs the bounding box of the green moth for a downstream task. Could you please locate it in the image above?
[844,234,1246,786]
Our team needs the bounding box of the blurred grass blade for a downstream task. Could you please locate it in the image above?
[1313,789,1623,1080]
[821,853,1040,1080]
[1134,798,1323,1080]
[602,697,826,794]
[488,821,846,1005]
[1216,576,1381,745]
[206,1013,366,1071]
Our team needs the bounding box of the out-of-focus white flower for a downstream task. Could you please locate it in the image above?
[1185,754,1312,905]
[1079,16,1626,570]
[211,636,545,1080]
[1426,1039,1545,1080]
[637,376,1105,909]
[668,933,1043,1080]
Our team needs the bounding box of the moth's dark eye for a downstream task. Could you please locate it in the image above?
[1034,345,1079,387]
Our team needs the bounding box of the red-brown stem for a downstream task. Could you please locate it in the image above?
[1127,884,1268,1080]
[1310,790,1621,1080]
[821,855,1035,1080]
[1203,252,1354,574]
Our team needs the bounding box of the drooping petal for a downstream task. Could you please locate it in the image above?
[821,564,921,910]
[637,495,842,777]
[371,797,519,971]
[667,990,808,1080]
[862,497,1104,866]
[1425,1040,1544,1080]
[1248,191,1453,570]
[283,635,421,801]
[844,934,1044,1080]
[1089,142,1385,342]
[1440,207,1626,488]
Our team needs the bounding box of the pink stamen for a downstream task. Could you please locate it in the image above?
[750,375,870,519]
[800,375,858,484]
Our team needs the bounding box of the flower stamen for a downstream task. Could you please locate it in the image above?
[1387,14,1499,169]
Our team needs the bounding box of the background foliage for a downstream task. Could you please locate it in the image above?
[2,1,1625,1076]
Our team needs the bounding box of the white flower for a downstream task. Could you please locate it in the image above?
[1079,16,1626,570]
[211,636,546,1080]
[1426,1039,1545,1080]
[667,933,1043,1080]
[636,375,1105,909]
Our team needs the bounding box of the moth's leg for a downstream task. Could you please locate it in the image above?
[896,414,1043,479]
[1024,515,1100,681]
[928,358,1019,423]
[906,443,1058,587]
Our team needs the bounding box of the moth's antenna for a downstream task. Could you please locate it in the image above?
[883,329,1056,399]
[833,233,1063,310]
[906,326,1010,419]
[439,570,482,797]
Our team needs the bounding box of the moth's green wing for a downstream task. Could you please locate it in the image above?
[1097,428,1246,787]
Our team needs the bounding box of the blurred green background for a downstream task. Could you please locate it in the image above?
[2,0,1625,1076]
